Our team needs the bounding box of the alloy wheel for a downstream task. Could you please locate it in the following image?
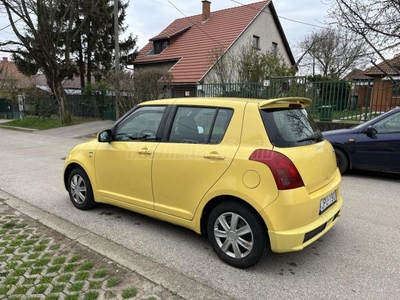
[213,212,254,259]
[70,174,87,205]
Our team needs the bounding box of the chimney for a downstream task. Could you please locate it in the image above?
[2,57,8,62]
[202,0,211,22]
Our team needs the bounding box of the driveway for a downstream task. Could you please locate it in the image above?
[0,125,399,300]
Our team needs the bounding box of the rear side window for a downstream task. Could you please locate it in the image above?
[260,108,323,147]
[169,106,233,144]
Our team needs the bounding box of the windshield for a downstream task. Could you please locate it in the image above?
[260,108,324,148]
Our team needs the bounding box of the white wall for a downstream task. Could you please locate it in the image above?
[203,4,293,84]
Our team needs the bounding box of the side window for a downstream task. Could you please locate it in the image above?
[169,106,233,144]
[115,106,166,141]
[210,109,233,144]
[374,112,400,133]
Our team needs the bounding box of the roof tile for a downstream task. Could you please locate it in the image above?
[134,1,270,83]
[363,55,400,76]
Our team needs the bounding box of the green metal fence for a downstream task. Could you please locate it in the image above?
[10,77,400,123]
[23,93,115,120]
[198,77,381,122]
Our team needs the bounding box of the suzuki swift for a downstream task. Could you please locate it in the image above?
[64,97,343,268]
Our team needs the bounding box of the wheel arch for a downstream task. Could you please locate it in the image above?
[332,145,352,170]
[64,163,86,190]
[200,195,268,237]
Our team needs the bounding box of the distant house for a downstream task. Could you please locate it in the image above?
[133,0,296,98]
[343,68,374,110]
[0,57,85,95]
[362,55,400,111]
[32,74,84,95]
[0,57,34,97]
[0,57,35,117]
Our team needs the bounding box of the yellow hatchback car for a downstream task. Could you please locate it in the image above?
[64,97,343,268]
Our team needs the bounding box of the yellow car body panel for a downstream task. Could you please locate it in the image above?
[64,97,343,265]
[152,100,246,220]
[95,141,158,209]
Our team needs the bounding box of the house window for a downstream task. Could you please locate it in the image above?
[252,35,260,49]
[154,39,169,55]
[272,42,278,56]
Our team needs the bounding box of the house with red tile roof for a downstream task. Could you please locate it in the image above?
[133,0,296,98]
[361,55,400,111]
[0,57,35,95]
[342,68,374,110]
[0,57,84,96]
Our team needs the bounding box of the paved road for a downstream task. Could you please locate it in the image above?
[1,125,400,300]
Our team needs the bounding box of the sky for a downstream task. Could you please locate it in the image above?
[0,0,332,60]
[128,0,332,55]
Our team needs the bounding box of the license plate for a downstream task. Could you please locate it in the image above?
[319,191,337,214]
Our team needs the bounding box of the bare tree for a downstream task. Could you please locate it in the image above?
[0,0,98,124]
[330,0,400,71]
[208,45,237,84]
[118,68,173,114]
[298,27,368,78]
[208,42,295,84]
[237,43,295,83]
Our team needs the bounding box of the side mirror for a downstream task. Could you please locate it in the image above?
[98,130,112,143]
[365,125,377,139]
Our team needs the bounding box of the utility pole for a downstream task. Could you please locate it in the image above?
[114,0,120,119]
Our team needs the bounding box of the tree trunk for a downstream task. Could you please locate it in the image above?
[49,78,72,125]
[78,40,85,91]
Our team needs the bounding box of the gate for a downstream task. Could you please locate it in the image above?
[0,99,8,118]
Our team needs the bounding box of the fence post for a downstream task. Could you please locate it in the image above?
[364,84,371,121]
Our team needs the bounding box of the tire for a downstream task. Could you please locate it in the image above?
[335,148,349,174]
[207,201,267,269]
[67,167,96,210]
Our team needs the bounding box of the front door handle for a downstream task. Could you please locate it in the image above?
[138,148,152,155]
[204,152,225,160]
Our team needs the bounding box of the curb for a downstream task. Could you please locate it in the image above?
[0,125,39,132]
[0,190,233,300]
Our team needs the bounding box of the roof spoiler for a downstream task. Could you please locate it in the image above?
[259,97,312,109]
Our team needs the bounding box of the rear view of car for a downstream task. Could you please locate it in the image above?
[206,98,342,268]
[64,97,342,269]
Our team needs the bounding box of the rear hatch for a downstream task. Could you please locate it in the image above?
[259,98,337,193]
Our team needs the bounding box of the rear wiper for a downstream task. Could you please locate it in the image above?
[297,136,317,142]
[297,134,323,143]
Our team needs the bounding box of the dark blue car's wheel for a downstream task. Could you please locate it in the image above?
[335,148,349,174]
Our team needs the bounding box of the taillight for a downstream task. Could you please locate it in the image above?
[249,149,304,190]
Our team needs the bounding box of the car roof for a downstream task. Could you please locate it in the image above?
[354,106,400,129]
[138,97,312,109]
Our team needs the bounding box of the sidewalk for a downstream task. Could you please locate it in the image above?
[0,119,115,138]
[0,192,183,300]
[0,191,231,300]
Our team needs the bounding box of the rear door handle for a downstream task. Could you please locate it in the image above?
[138,149,152,155]
[204,152,225,160]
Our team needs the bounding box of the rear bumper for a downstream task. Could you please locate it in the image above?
[260,167,343,253]
[267,196,342,253]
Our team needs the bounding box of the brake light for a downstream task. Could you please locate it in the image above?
[249,149,304,190]
[289,104,302,108]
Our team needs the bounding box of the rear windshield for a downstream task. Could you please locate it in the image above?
[260,108,323,148]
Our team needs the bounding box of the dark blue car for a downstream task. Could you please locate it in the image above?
[323,107,400,174]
